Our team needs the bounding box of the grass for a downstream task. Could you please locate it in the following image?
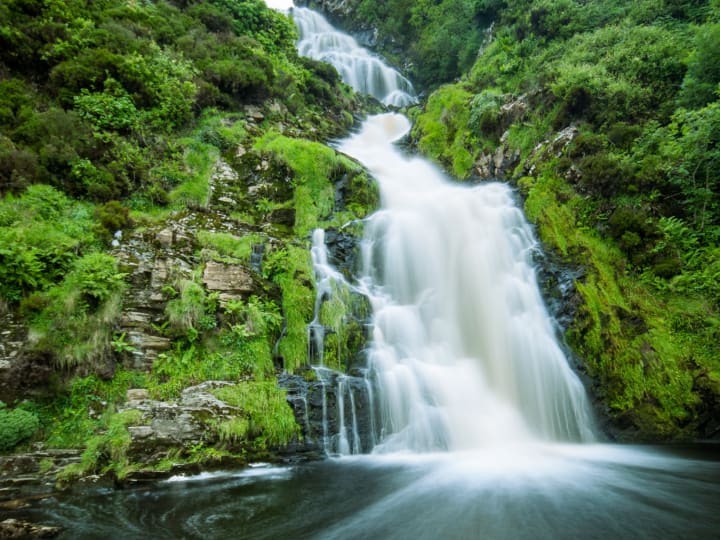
[264,245,315,372]
[413,84,478,179]
[519,163,715,438]
[211,382,299,448]
[197,230,262,264]
[255,132,339,235]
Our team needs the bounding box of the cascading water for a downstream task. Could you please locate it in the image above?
[338,114,596,451]
[293,7,416,107]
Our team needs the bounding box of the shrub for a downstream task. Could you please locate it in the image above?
[578,152,629,197]
[469,89,504,136]
[0,402,39,452]
[69,252,126,307]
[94,200,132,237]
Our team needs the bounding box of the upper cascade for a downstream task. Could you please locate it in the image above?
[338,114,596,452]
[292,7,417,107]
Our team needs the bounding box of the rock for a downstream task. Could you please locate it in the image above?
[245,106,264,121]
[126,389,149,402]
[279,371,376,454]
[267,207,295,226]
[0,519,61,539]
[551,125,579,155]
[121,381,242,459]
[202,262,255,300]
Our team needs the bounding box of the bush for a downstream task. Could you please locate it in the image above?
[679,24,720,108]
[578,152,629,197]
[469,89,504,136]
[0,402,39,452]
[94,200,132,237]
[68,252,126,308]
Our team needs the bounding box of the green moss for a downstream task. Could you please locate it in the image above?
[212,382,299,448]
[264,245,314,372]
[413,85,478,179]
[254,133,339,235]
[197,230,261,264]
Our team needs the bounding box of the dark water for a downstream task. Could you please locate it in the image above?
[8,444,720,539]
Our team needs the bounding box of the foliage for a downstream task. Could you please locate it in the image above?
[263,245,315,372]
[197,231,261,264]
[165,277,218,342]
[211,382,299,448]
[60,409,143,482]
[413,85,477,178]
[0,401,40,452]
[31,253,126,368]
[41,371,147,449]
[0,185,97,303]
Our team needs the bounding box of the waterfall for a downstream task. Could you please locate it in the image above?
[270,1,595,453]
[338,114,596,451]
[293,7,417,107]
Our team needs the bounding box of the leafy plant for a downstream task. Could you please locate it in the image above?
[0,401,39,452]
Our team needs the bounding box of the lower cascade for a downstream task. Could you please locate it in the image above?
[309,114,596,454]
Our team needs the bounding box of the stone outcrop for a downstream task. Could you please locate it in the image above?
[202,261,255,303]
[120,382,239,460]
[0,449,81,503]
[474,94,530,179]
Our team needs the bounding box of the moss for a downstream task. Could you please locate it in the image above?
[197,230,261,264]
[413,84,478,179]
[264,245,315,372]
[211,382,299,448]
[254,133,339,235]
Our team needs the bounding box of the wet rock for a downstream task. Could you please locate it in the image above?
[279,371,376,455]
[0,519,61,539]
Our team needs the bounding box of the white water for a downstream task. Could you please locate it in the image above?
[293,7,416,107]
[338,114,595,452]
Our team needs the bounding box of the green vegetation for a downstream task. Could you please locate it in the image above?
[0,401,39,452]
[399,0,720,438]
[263,245,315,372]
[211,382,299,448]
[59,409,144,482]
[197,231,261,263]
[413,85,478,178]
[0,0,373,476]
